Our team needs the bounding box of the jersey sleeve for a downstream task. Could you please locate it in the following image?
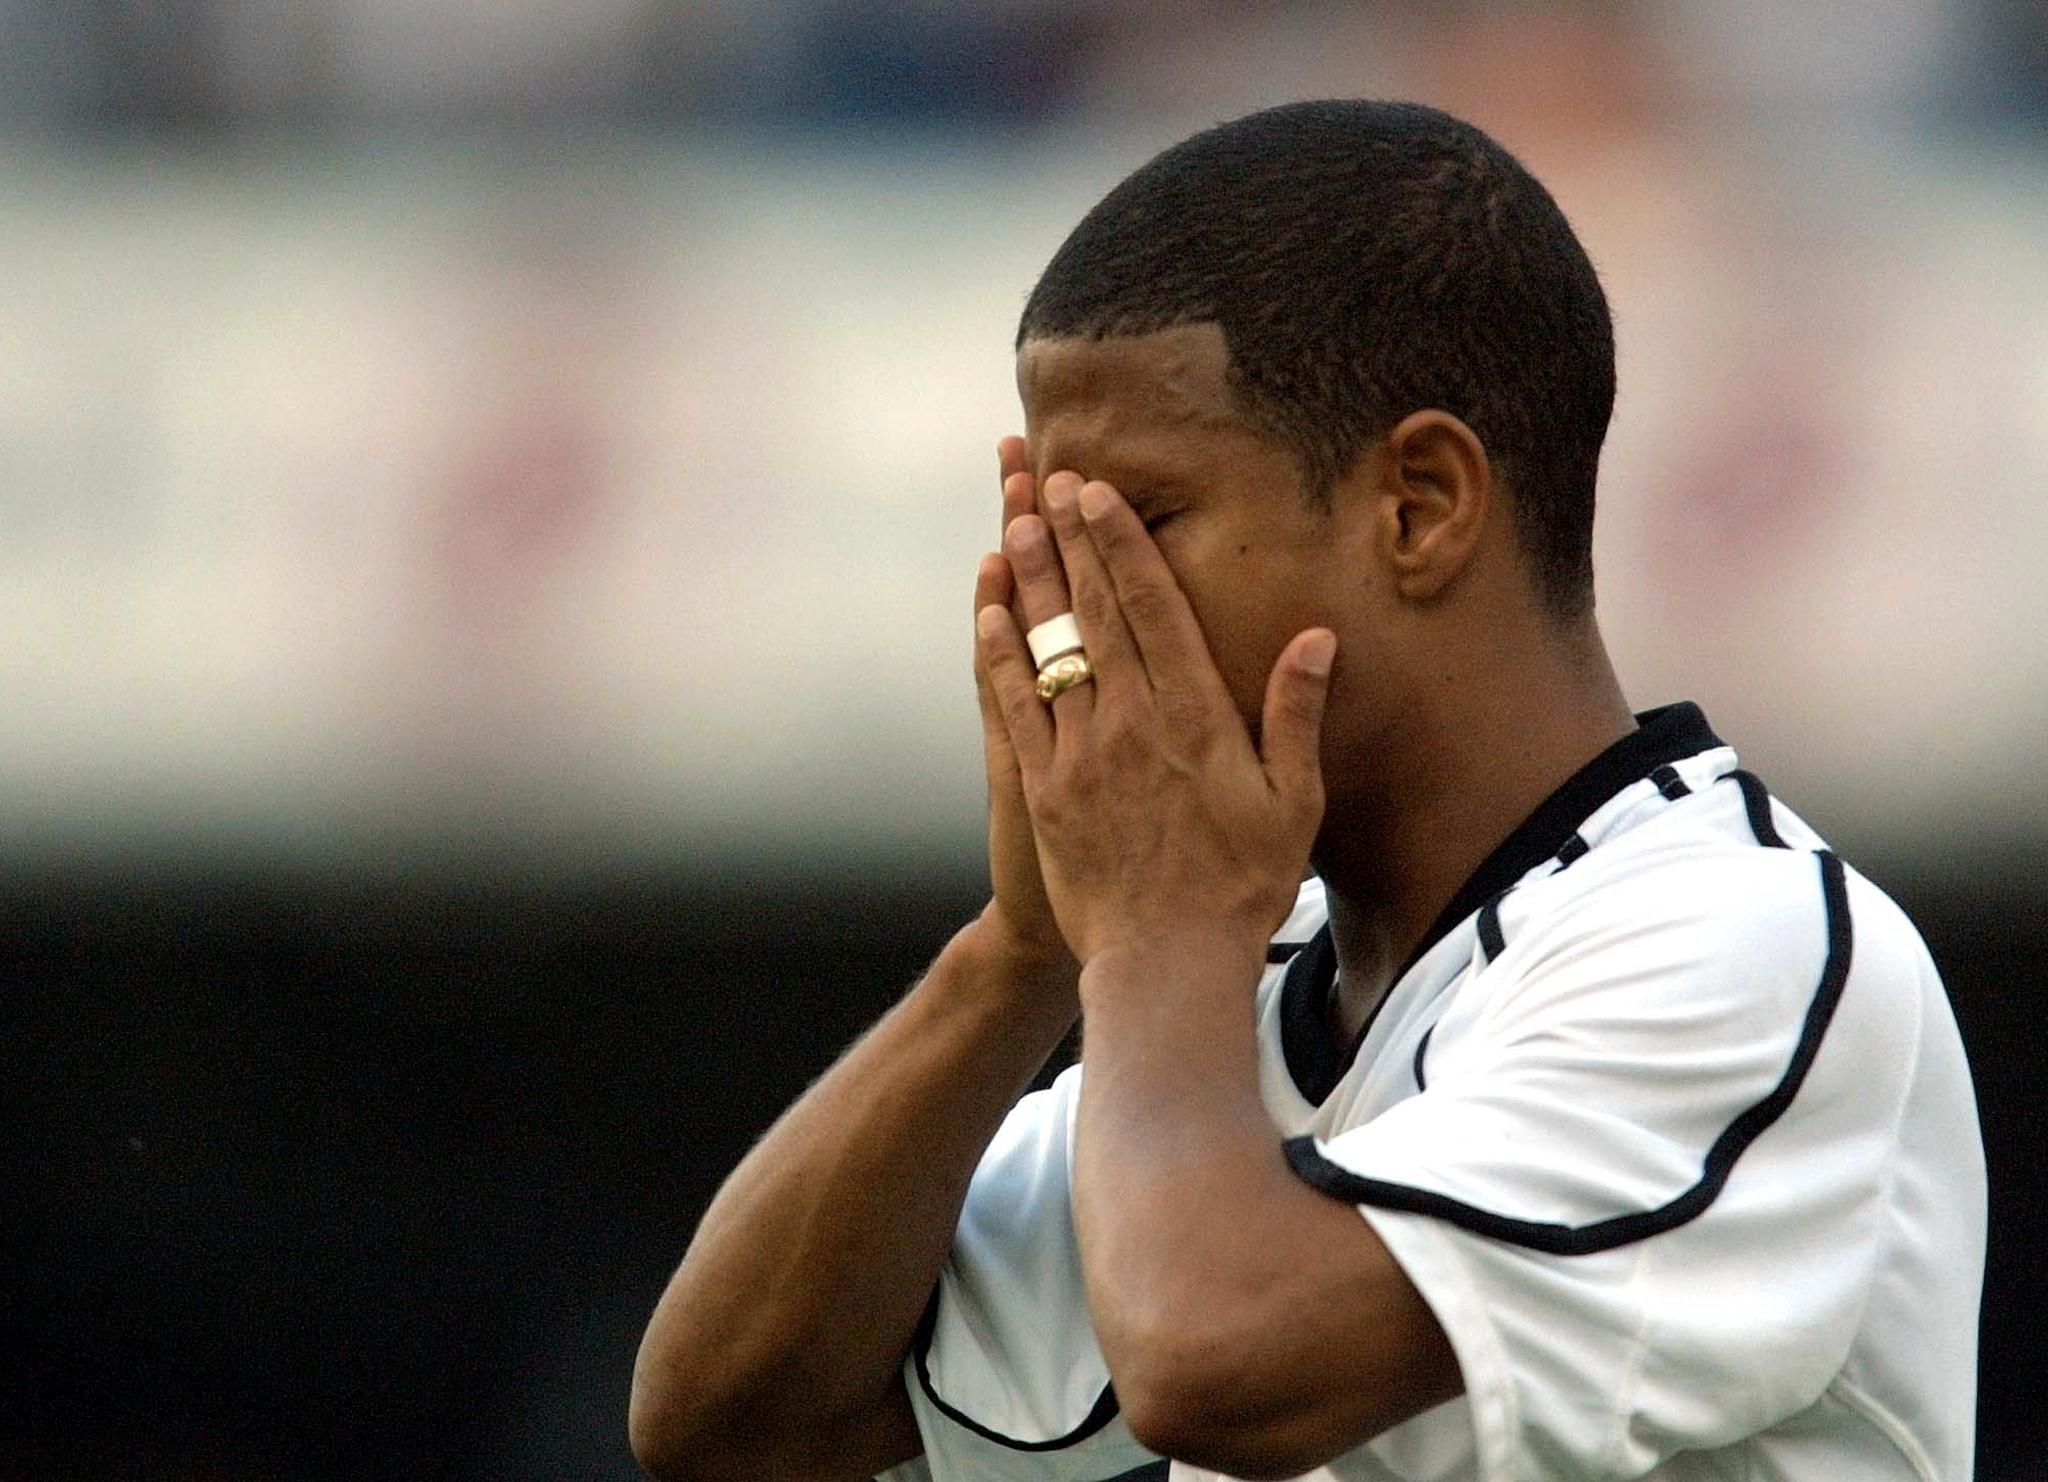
[1287,849,1919,1482]
[895,1063,1158,1482]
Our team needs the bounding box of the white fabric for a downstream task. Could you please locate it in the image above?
[888,737,1984,1482]
[886,1063,1154,1480]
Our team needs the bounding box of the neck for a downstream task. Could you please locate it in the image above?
[1311,621,1636,1039]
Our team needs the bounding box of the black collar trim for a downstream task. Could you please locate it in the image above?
[1277,702,1724,1105]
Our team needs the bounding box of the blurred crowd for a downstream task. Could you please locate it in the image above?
[1,1,2043,859]
[2,0,2044,135]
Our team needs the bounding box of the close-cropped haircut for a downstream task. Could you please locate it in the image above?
[1018,100,1615,618]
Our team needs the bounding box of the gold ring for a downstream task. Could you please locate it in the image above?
[1035,651,1094,703]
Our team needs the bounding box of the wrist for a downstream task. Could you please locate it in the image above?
[1078,927,1268,1011]
[947,909,1082,1018]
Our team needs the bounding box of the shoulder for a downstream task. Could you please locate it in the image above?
[1481,791,1938,1122]
[1496,828,1840,1020]
[1503,776,1922,997]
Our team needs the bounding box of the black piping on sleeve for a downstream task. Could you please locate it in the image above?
[1285,847,1854,1257]
[1727,769,1785,847]
[1474,892,1508,962]
[908,1286,1123,1451]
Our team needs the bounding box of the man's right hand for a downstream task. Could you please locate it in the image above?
[970,436,1081,984]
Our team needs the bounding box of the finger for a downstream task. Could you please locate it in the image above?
[974,552,1021,767]
[1003,470,1037,531]
[1259,629,1337,818]
[1075,479,1227,699]
[1002,513,1092,724]
[977,602,1056,775]
[998,435,1030,485]
[975,547,1015,618]
[1002,473,1037,618]
[1000,459,1037,628]
[999,437,1033,548]
[1002,514,1075,633]
[1040,471,1140,696]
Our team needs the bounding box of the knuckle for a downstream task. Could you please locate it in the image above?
[1026,773,1067,822]
[1022,574,1068,611]
[1100,716,1147,764]
[1074,585,1115,630]
[1121,579,1173,628]
[1162,692,1208,735]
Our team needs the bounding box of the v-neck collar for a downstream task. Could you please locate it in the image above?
[1277,701,1725,1106]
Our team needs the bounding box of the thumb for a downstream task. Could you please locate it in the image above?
[1259,628,1336,811]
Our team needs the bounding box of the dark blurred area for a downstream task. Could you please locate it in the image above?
[5,848,2042,1478]
[1,0,2043,1477]
[0,860,987,1479]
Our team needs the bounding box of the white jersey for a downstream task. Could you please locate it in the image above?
[880,704,1985,1482]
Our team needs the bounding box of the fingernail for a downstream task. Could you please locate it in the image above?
[1043,476,1076,510]
[976,605,1006,639]
[1078,483,1114,521]
[1005,515,1046,555]
[1298,631,1336,677]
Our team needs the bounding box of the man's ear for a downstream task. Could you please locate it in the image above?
[1374,410,1493,602]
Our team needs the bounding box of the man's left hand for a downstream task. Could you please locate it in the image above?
[974,470,1337,968]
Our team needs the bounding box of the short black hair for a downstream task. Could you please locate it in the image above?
[1018,100,1615,618]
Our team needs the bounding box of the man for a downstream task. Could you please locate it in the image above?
[629,101,1984,1482]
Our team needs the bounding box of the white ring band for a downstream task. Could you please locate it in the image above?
[1026,612,1084,668]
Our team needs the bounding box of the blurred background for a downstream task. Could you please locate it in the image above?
[1,1,2042,1477]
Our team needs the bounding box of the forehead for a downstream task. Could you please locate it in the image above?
[1015,322,1246,462]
